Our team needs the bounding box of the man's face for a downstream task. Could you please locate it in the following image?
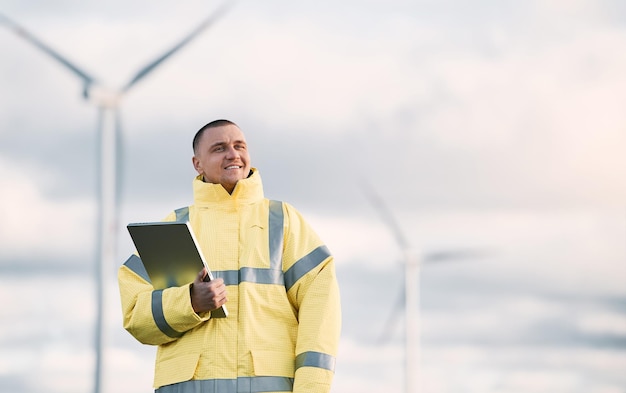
[192,124,251,194]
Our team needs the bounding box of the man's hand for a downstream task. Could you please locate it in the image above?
[190,268,228,313]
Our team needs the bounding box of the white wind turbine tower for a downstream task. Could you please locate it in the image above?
[362,183,488,393]
[1,3,234,393]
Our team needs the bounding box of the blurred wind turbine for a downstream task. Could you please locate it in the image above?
[0,3,235,393]
[361,183,420,393]
[361,182,489,393]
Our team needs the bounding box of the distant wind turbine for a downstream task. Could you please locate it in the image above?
[361,183,489,393]
[1,3,235,393]
[361,183,420,393]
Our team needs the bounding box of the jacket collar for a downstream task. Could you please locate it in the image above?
[192,167,264,206]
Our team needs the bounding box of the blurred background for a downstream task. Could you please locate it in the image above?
[1,1,625,392]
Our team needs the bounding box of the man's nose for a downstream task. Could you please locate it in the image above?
[225,146,239,158]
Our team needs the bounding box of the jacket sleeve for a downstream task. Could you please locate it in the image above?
[282,204,342,393]
[117,211,210,346]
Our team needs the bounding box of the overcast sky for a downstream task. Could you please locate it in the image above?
[1,1,625,393]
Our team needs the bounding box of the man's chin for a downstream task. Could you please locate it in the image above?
[221,175,244,189]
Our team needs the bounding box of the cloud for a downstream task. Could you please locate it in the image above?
[577,310,626,336]
[3,0,626,212]
[0,157,94,260]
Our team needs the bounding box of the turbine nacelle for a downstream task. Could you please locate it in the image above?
[85,85,122,109]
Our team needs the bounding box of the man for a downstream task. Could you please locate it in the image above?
[118,119,341,393]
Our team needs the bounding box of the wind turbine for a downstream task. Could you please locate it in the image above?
[1,3,234,393]
[361,183,421,393]
[361,183,488,393]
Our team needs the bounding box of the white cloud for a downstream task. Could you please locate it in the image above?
[421,345,626,393]
[305,212,400,269]
[332,337,404,393]
[103,347,154,393]
[577,311,626,336]
[3,0,625,210]
[0,157,94,259]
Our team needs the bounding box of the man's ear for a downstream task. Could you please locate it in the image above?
[192,156,201,173]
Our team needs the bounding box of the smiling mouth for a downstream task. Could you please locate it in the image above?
[225,165,242,170]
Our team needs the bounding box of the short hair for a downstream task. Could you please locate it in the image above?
[192,119,239,154]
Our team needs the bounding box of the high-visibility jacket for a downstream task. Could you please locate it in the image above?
[118,169,341,393]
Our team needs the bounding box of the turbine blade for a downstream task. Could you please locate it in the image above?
[376,283,406,344]
[360,181,410,252]
[0,13,96,93]
[122,1,236,93]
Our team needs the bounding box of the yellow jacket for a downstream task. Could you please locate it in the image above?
[118,169,341,393]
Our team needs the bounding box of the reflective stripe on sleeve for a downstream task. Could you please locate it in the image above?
[284,245,332,291]
[151,289,184,338]
[155,376,294,393]
[295,351,336,372]
[123,254,151,284]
